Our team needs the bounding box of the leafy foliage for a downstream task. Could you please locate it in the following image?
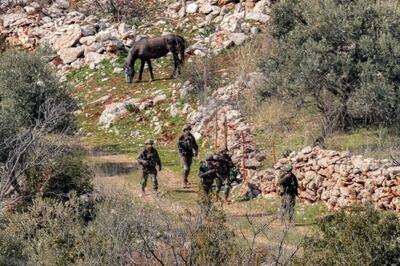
[295,206,400,265]
[0,49,76,135]
[260,0,400,134]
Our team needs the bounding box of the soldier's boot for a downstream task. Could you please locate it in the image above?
[224,195,232,205]
[215,193,221,202]
[141,187,146,197]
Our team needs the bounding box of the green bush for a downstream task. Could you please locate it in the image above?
[260,0,400,132]
[295,206,400,265]
[24,154,93,201]
[0,49,76,134]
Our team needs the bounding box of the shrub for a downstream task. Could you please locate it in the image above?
[0,49,76,134]
[295,206,400,265]
[260,0,400,134]
[180,55,218,102]
[77,0,149,22]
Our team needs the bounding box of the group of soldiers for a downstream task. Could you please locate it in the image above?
[137,125,299,222]
[137,125,240,204]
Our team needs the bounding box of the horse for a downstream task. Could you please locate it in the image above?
[124,34,186,83]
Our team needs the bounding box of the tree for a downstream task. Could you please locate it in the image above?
[260,0,400,138]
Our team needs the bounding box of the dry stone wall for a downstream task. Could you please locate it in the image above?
[249,146,400,212]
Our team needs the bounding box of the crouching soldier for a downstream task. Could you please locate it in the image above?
[214,146,235,204]
[137,139,162,196]
[278,164,299,224]
[178,125,198,188]
[198,153,217,195]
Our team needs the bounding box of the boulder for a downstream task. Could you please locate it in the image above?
[228,33,249,46]
[186,3,199,14]
[53,25,82,51]
[84,52,106,65]
[58,46,85,64]
[153,94,168,105]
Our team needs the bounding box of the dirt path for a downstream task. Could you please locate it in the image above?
[89,152,313,249]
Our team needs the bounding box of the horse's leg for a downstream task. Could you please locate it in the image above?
[171,52,179,78]
[138,59,145,82]
[147,60,155,81]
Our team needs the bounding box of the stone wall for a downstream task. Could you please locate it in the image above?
[248,146,400,212]
[186,72,266,173]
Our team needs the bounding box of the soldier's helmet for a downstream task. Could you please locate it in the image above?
[145,139,154,145]
[183,125,192,131]
[205,153,214,161]
[283,164,293,172]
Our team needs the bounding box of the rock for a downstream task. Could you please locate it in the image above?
[180,81,195,98]
[58,46,85,64]
[98,98,139,128]
[170,104,179,117]
[228,33,249,46]
[56,0,70,9]
[80,36,97,46]
[53,25,82,51]
[113,67,124,73]
[105,39,123,52]
[84,52,106,65]
[2,13,27,28]
[245,11,270,23]
[246,158,261,170]
[153,94,167,105]
[24,6,37,15]
[89,95,111,105]
[81,25,97,37]
[186,3,199,14]
[200,3,213,14]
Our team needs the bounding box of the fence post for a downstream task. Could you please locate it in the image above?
[241,131,247,182]
[272,141,276,165]
[214,109,218,151]
[224,113,228,149]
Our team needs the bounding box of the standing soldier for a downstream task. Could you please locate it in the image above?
[198,153,217,195]
[137,139,162,196]
[214,146,234,204]
[278,164,299,225]
[177,125,198,188]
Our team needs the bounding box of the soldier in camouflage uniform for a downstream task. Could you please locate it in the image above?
[137,139,162,195]
[198,153,217,195]
[214,146,235,204]
[278,164,299,224]
[177,125,198,188]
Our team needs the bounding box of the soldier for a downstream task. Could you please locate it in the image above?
[137,139,162,196]
[278,164,299,224]
[198,153,217,195]
[214,146,235,204]
[177,125,198,188]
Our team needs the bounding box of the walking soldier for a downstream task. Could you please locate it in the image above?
[198,153,217,195]
[214,146,235,204]
[278,164,299,224]
[137,139,162,196]
[177,125,198,188]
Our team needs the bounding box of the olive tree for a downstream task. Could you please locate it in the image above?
[260,0,400,137]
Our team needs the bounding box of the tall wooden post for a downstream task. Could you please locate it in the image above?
[214,109,219,150]
[223,114,228,149]
[272,142,276,165]
[241,131,247,182]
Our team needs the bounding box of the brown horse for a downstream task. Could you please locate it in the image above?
[124,34,186,83]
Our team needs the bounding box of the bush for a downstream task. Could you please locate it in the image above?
[77,0,150,22]
[295,206,400,265]
[180,55,218,102]
[0,49,76,134]
[260,0,400,133]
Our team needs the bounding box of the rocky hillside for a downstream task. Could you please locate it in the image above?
[2,0,399,213]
